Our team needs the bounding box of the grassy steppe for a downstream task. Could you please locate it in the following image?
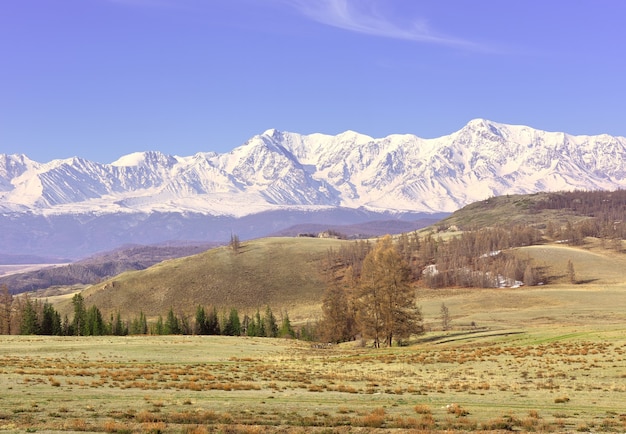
[4,263,626,433]
[57,237,349,322]
[1,326,626,433]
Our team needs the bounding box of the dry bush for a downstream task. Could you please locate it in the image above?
[361,407,385,428]
[337,406,353,414]
[181,426,209,434]
[142,421,167,433]
[446,403,469,417]
[414,404,432,415]
[103,420,128,432]
[334,383,357,393]
[416,413,436,430]
[168,410,219,424]
[65,418,88,431]
[220,412,233,424]
[392,416,419,429]
[481,417,515,431]
[135,410,162,423]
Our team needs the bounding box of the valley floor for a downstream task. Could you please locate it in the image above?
[1,310,625,432]
[2,242,626,432]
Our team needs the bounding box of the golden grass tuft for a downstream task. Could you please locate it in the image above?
[361,407,386,428]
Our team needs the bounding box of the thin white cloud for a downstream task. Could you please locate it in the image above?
[284,0,488,51]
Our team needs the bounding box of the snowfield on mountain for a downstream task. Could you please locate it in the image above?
[2,119,625,217]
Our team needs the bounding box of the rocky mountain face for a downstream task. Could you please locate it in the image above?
[1,119,625,257]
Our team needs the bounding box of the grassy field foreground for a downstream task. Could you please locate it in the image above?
[1,321,626,433]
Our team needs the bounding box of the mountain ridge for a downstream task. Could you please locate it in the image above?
[2,119,626,257]
[3,119,625,216]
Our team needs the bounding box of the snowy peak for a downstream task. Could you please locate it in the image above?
[111,151,178,168]
[0,154,38,192]
[1,120,626,216]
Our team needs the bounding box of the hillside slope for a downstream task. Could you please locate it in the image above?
[437,190,626,233]
[54,191,626,324]
[0,242,216,294]
[70,237,349,321]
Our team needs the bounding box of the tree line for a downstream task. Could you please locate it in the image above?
[0,287,312,339]
[323,225,544,291]
[536,190,626,246]
[316,225,557,346]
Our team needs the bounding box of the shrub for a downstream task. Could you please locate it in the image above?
[414,404,432,415]
[361,408,385,428]
[446,403,469,417]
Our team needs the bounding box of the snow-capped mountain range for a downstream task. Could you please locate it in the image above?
[1,119,626,257]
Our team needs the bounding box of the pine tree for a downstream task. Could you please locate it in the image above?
[263,306,278,338]
[279,311,295,338]
[41,301,62,335]
[246,314,258,337]
[85,305,106,336]
[195,305,208,334]
[138,311,147,334]
[20,296,40,335]
[0,284,12,335]
[206,306,220,335]
[164,308,181,334]
[298,322,316,341]
[71,293,87,336]
[113,311,127,335]
[154,315,165,335]
[440,302,451,331]
[223,308,241,336]
[248,309,264,337]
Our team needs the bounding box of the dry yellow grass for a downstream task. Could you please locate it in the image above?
[54,237,349,322]
[1,325,626,432]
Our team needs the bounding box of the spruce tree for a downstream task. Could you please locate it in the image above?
[20,297,40,335]
[164,308,181,334]
[71,294,87,336]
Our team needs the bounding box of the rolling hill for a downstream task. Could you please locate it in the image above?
[63,237,350,322]
[0,242,218,295]
[52,190,626,325]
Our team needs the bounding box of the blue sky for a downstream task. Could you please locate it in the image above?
[1,0,624,163]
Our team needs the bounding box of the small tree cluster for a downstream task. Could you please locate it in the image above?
[320,235,423,347]
[229,233,241,253]
[6,293,129,336]
[324,225,543,290]
[537,190,626,243]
